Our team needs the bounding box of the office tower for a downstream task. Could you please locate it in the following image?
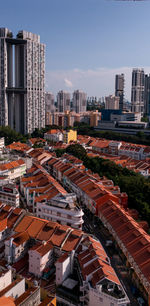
[57,90,70,112]
[0,28,45,134]
[72,90,87,113]
[144,74,150,117]
[105,95,119,110]
[131,68,145,114]
[115,74,124,110]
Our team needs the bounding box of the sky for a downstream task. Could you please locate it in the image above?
[1,0,150,99]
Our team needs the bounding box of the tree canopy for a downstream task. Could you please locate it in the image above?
[66,143,87,160]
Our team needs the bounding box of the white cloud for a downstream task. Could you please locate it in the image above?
[64,78,73,88]
[46,66,150,100]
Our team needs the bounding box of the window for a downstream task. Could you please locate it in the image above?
[67,215,72,219]
[99,298,103,302]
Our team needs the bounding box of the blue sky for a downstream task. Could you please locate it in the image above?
[1,0,150,99]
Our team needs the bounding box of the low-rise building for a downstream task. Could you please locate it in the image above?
[118,143,144,160]
[44,129,63,143]
[111,111,141,122]
[5,231,30,264]
[0,277,25,300]
[0,138,4,152]
[0,159,26,180]
[44,129,77,144]
[36,193,84,229]
[118,121,148,129]
[28,138,46,147]
[8,213,129,305]
[77,236,129,306]
[55,253,72,285]
[0,205,24,253]
[0,267,11,291]
[0,184,19,207]
[29,242,53,277]
[0,268,40,306]
[63,130,77,144]
[97,199,150,301]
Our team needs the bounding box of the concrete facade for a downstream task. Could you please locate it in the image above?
[57,91,70,113]
[0,28,45,134]
[72,90,87,113]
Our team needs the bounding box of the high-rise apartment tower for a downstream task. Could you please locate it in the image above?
[131,68,145,114]
[115,74,124,110]
[72,90,87,113]
[105,95,119,110]
[57,91,70,112]
[0,28,45,134]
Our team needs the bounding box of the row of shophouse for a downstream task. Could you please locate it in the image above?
[2,139,150,304]
[20,153,84,230]
[78,135,150,176]
[78,135,150,161]
[1,211,130,306]
[45,154,150,303]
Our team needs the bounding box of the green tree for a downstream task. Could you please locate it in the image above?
[66,144,87,160]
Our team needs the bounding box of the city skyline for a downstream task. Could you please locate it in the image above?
[1,0,150,99]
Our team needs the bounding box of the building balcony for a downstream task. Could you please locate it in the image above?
[41,212,84,226]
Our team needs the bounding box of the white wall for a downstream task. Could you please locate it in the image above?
[56,256,71,285]
[29,249,52,277]
[0,269,11,291]
[5,278,25,299]
[89,287,129,306]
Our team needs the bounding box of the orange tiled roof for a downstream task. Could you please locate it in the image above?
[62,230,83,252]
[0,159,25,171]
[12,231,30,246]
[49,226,70,247]
[32,241,53,256]
[6,142,30,152]
[0,218,7,232]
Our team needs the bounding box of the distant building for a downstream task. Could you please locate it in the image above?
[111,111,141,123]
[100,109,122,121]
[49,111,101,128]
[63,129,77,144]
[72,90,87,113]
[115,73,124,110]
[144,74,150,117]
[131,68,145,114]
[0,28,45,134]
[90,110,101,126]
[57,91,71,112]
[105,95,119,110]
[44,129,63,142]
[44,128,77,144]
[45,92,55,125]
